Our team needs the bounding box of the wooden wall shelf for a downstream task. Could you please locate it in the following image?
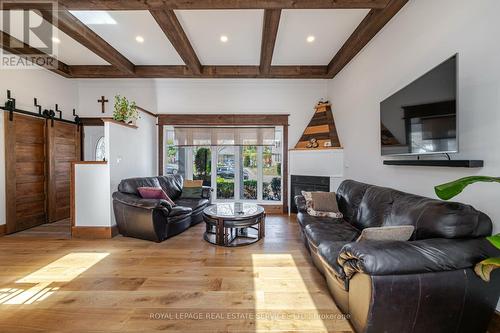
[102,118,137,129]
[383,160,484,168]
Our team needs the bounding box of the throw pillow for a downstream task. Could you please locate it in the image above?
[301,191,343,218]
[356,225,415,242]
[137,187,175,206]
[184,180,203,188]
[181,187,203,199]
[310,191,339,212]
[181,179,203,199]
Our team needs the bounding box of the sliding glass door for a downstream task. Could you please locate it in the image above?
[163,126,283,204]
[193,147,211,187]
[215,146,235,200]
[240,146,258,200]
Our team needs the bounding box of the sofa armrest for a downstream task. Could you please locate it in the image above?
[201,186,213,199]
[338,238,498,279]
[169,206,193,217]
[294,195,307,213]
[112,192,172,211]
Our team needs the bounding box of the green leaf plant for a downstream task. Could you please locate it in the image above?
[435,176,500,282]
[113,95,139,123]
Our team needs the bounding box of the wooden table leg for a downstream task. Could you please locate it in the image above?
[259,213,266,238]
[216,218,225,246]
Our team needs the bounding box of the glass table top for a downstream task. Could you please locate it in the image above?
[203,202,264,219]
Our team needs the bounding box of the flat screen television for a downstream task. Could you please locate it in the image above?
[380,55,457,156]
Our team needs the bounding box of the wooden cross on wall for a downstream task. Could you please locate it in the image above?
[98,96,108,114]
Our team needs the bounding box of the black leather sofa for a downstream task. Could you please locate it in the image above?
[112,174,211,242]
[295,179,500,333]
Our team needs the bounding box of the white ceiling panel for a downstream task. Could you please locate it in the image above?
[0,10,108,65]
[70,10,184,65]
[175,10,263,65]
[272,9,369,65]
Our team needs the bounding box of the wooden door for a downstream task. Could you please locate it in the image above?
[5,113,47,234]
[47,121,81,222]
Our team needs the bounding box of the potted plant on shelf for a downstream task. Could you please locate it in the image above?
[435,176,500,281]
[113,95,139,125]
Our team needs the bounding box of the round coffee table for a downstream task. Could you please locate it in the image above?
[202,202,265,247]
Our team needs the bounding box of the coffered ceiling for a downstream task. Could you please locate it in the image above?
[0,0,409,79]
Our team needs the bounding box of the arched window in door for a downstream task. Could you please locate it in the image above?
[95,136,106,161]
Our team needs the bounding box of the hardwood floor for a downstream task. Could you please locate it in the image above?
[6,219,71,239]
[0,215,353,332]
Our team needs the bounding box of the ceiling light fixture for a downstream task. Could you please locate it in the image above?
[51,37,61,44]
[220,35,228,43]
[306,35,315,43]
[135,36,144,43]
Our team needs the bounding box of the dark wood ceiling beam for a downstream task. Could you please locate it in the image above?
[269,66,328,78]
[150,10,202,75]
[56,0,390,10]
[68,65,328,78]
[260,9,281,75]
[38,9,135,74]
[327,0,408,78]
[0,31,71,77]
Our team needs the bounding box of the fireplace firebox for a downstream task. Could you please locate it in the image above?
[290,175,330,213]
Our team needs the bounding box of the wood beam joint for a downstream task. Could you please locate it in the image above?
[39,9,135,74]
[327,0,409,78]
[150,10,202,75]
[260,9,281,74]
[0,31,71,77]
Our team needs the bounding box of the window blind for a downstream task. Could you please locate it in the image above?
[173,126,276,146]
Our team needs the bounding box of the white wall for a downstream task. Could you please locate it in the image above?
[327,0,500,235]
[0,67,79,226]
[78,79,158,117]
[77,79,328,150]
[106,115,158,225]
[74,164,111,227]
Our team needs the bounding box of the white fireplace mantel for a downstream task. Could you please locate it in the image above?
[289,148,344,179]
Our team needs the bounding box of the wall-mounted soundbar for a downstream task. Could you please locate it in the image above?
[383,160,484,168]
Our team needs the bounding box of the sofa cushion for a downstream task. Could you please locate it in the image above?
[157,174,184,200]
[304,222,360,247]
[297,212,340,229]
[387,193,492,239]
[311,191,340,212]
[355,185,493,239]
[118,177,162,195]
[355,185,394,230]
[302,191,343,218]
[168,206,192,217]
[356,225,415,242]
[137,186,176,206]
[181,187,203,199]
[336,180,371,225]
[318,241,350,289]
[174,198,209,212]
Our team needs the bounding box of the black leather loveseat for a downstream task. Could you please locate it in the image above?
[112,174,211,242]
[295,180,500,333]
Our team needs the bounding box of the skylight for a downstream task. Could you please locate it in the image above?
[69,11,117,25]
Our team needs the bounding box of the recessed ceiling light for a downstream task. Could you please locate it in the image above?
[51,37,61,44]
[306,35,315,43]
[220,35,228,43]
[135,35,144,43]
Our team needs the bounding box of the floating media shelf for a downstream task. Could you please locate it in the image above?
[383,160,484,168]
